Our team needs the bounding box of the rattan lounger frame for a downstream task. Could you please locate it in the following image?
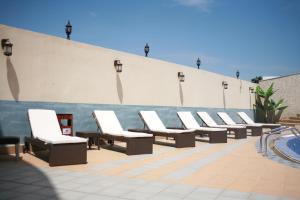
[93,112,153,155]
[138,113,196,148]
[226,127,247,139]
[99,134,153,155]
[245,125,263,136]
[194,129,227,143]
[24,136,87,166]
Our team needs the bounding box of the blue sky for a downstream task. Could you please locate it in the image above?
[1,0,299,81]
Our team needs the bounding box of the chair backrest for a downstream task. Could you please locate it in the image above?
[28,109,62,139]
[139,111,166,131]
[217,112,236,125]
[197,112,218,126]
[237,112,254,124]
[177,111,201,129]
[93,110,123,133]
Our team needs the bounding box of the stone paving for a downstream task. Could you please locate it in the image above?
[0,135,300,200]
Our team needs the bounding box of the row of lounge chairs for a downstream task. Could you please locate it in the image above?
[25,109,281,166]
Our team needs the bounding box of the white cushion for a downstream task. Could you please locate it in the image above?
[28,109,62,138]
[213,124,246,129]
[197,112,246,129]
[195,127,227,132]
[93,110,153,138]
[93,110,124,133]
[237,112,279,126]
[28,109,87,144]
[217,112,236,125]
[37,135,87,144]
[177,111,201,129]
[140,111,195,134]
[122,131,152,138]
[218,112,262,127]
[151,128,195,134]
[197,112,218,126]
[139,111,166,130]
[237,112,255,124]
[177,112,226,131]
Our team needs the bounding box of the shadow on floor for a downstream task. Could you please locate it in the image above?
[0,155,59,199]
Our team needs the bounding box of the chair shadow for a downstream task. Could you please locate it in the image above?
[6,57,20,101]
[154,140,177,148]
[101,144,127,154]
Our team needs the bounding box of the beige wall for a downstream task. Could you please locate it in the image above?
[260,74,300,118]
[0,25,256,109]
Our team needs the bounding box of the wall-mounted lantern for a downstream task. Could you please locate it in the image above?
[222,81,228,89]
[114,60,122,73]
[196,57,201,69]
[249,87,255,93]
[1,39,13,56]
[144,43,149,57]
[236,70,240,79]
[178,72,185,82]
[65,20,72,40]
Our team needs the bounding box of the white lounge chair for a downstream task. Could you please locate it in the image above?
[25,109,88,166]
[237,112,281,129]
[177,111,227,143]
[138,111,196,148]
[197,112,247,139]
[217,112,263,136]
[93,110,153,155]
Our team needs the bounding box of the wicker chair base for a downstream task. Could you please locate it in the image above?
[100,134,153,155]
[196,130,227,143]
[24,137,87,166]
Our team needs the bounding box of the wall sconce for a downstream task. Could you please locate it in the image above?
[144,43,149,57]
[1,39,13,56]
[249,87,255,93]
[196,57,201,69]
[222,81,228,89]
[65,20,72,40]
[236,70,240,79]
[114,60,122,73]
[178,72,185,82]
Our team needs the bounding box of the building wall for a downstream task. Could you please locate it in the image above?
[259,73,300,118]
[0,25,257,141]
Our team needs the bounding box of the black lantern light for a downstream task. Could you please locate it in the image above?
[196,57,201,69]
[236,70,240,79]
[144,43,149,57]
[249,87,254,93]
[1,39,13,56]
[178,72,185,82]
[65,20,72,40]
[222,81,228,89]
[114,60,122,73]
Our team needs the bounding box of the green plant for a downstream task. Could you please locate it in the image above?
[254,83,288,123]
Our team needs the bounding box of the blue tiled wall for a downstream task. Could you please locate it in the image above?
[0,100,254,143]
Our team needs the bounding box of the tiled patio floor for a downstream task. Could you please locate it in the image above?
[0,135,300,200]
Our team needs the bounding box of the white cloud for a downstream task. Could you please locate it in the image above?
[174,0,214,12]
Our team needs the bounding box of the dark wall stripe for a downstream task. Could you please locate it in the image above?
[0,100,254,143]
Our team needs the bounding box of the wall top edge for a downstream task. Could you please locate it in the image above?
[261,72,300,82]
[0,24,255,84]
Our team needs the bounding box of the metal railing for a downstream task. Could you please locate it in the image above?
[260,126,300,155]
